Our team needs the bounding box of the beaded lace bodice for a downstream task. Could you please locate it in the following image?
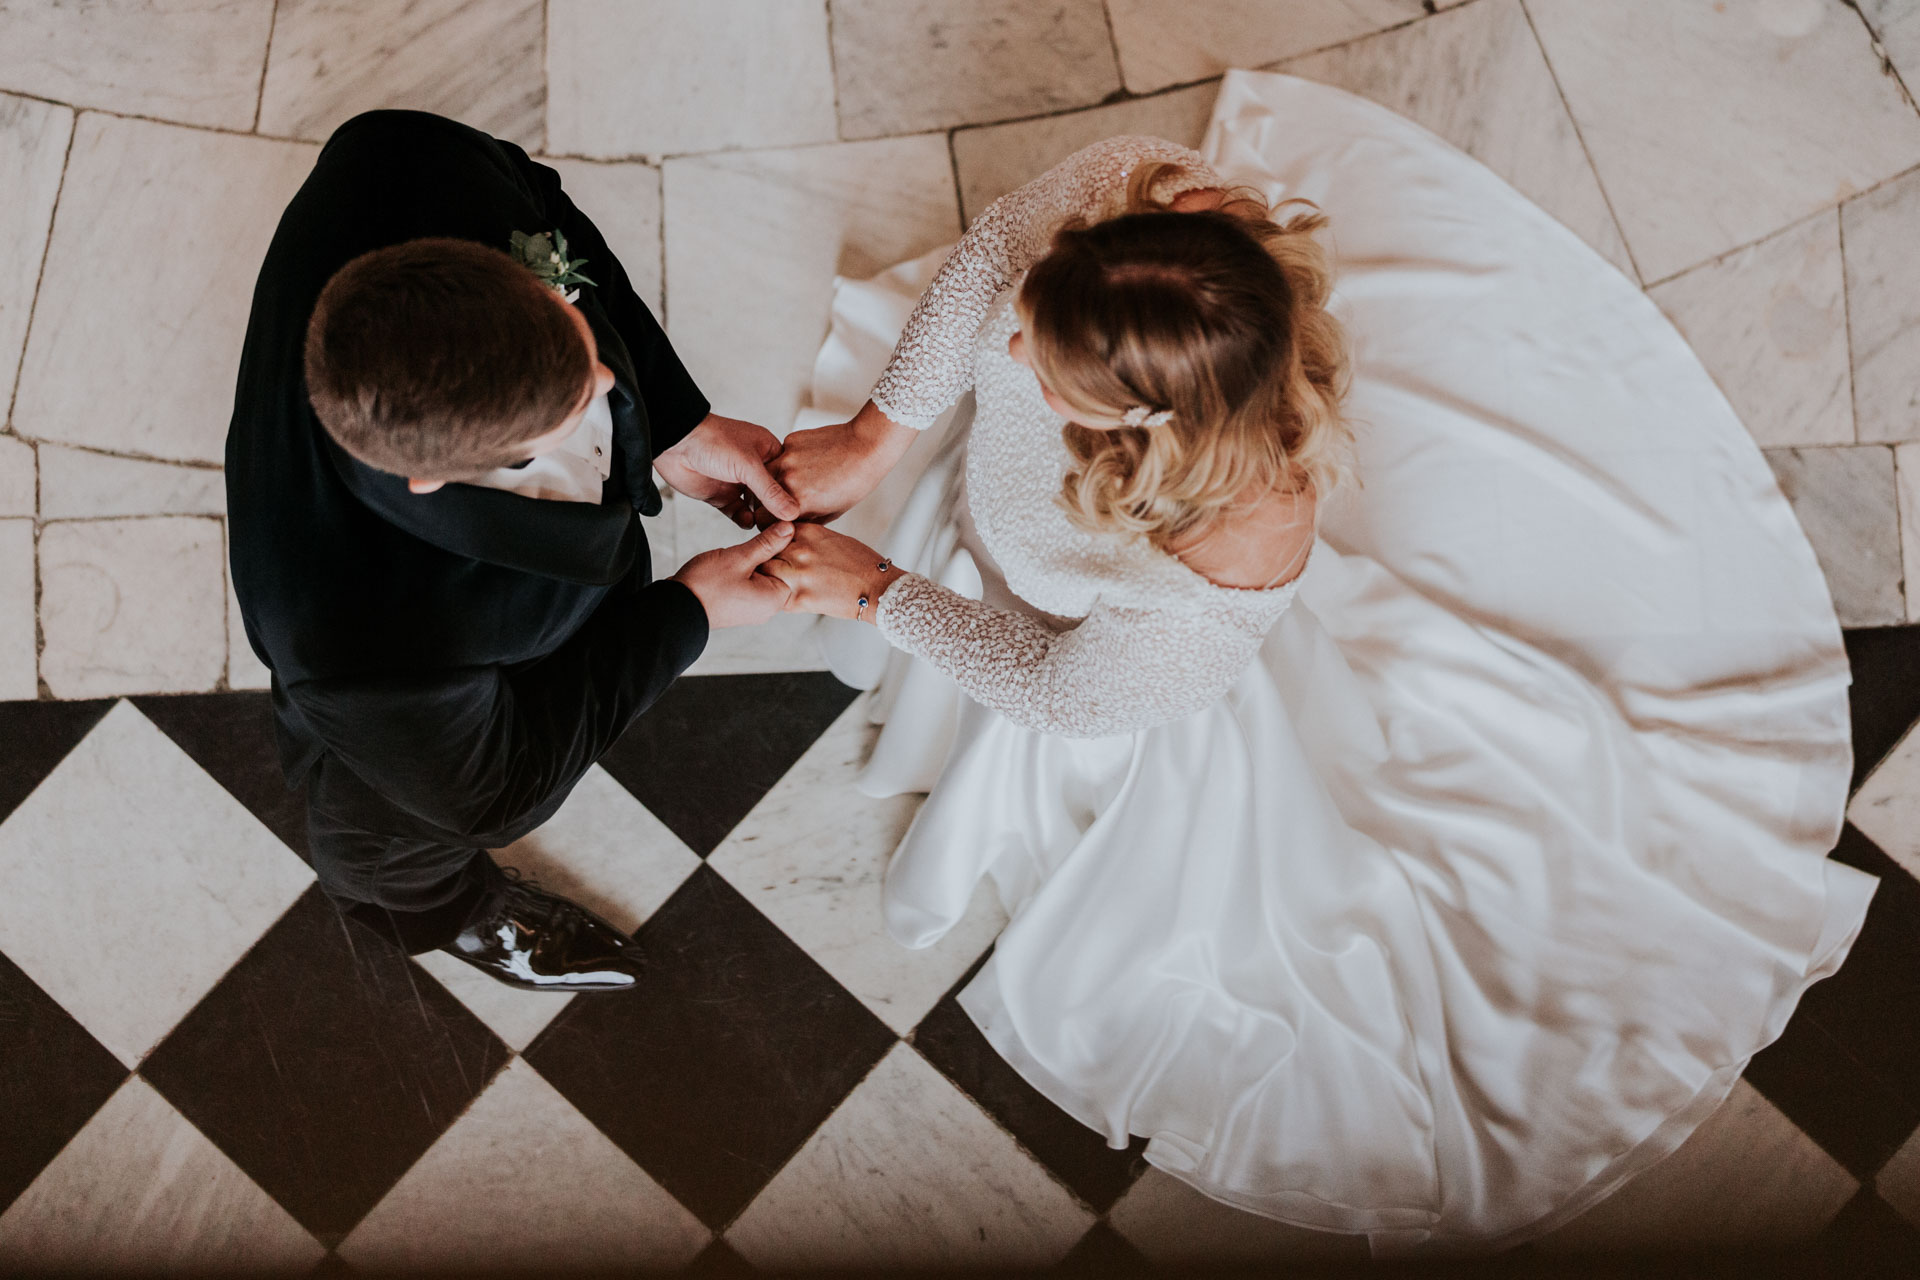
[868,137,1307,738]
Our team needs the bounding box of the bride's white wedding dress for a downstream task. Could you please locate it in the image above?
[796,71,1876,1253]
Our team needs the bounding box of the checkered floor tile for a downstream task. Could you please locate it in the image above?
[4,642,1920,1273]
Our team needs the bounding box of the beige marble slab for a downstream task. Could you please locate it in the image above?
[39,444,226,519]
[547,0,837,158]
[1109,1169,1370,1265]
[1842,166,1920,444]
[1902,442,1920,623]
[545,158,663,316]
[1878,1116,1920,1229]
[0,700,314,1066]
[1849,718,1920,881]
[38,516,227,697]
[13,115,317,465]
[710,697,1003,1033]
[1765,444,1906,626]
[1649,211,1853,448]
[0,1078,325,1273]
[1535,1081,1857,1251]
[1860,0,1920,92]
[1107,0,1425,95]
[1526,0,1920,283]
[0,519,34,701]
[0,436,34,518]
[951,82,1221,223]
[0,94,71,421]
[662,135,959,433]
[1278,0,1634,280]
[0,0,275,130]
[223,522,272,692]
[829,0,1120,139]
[257,0,544,148]
[339,1058,709,1271]
[726,1043,1093,1269]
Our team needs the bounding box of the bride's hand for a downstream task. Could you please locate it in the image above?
[760,523,902,621]
[766,400,919,524]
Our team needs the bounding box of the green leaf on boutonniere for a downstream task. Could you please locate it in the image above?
[510,227,596,302]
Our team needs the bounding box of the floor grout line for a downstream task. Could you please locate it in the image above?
[250,0,280,135]
[5,106,77,449]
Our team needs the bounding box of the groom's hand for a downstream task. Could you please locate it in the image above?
[768,400,919,523]
[656,413,803,529]
[670,523,796,628]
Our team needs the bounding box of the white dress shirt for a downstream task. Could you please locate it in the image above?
[466,391,614,503]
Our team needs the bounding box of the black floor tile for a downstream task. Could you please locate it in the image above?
[684,1237,758,1278]
[133,691,307,857]
[1810,1187,1920,1279]
[1746,1009,1920,1179]
[523,865,894,1229]
[140,886,509,1243]
[0,697,114,825]
[0,949,129,1214]
[1844,624,1920,794]
[596,672,858,856]
[1052,1221,1155,1277]
[910,975,1148,1215]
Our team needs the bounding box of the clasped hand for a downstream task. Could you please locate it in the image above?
[662,405,911,628]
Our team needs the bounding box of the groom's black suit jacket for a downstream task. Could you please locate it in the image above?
[227,110,710,849]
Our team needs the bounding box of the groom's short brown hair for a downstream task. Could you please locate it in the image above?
[304,238,591,478]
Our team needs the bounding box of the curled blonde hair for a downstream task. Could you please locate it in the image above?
[1018,161,1352,551]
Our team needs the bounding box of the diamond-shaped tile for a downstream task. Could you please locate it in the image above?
[710,695,1004,1035]
[1878,1124,1920,1230]
[596,672,859,856]
[725,1043,1095,1270]
[0,949,127,1214]
[1851,721,1920,881]
[140,887,510,1242]
[0,1078,325,1273]
[1814,1185,1920,1275]
[0,701,314,1066]
[524,866,895,1228]
[1107,1168,1369,1267]
[134,692,308,859]
[1845,624,1920,793]
[910,976,1146,1215]
[338,1058,709,1272]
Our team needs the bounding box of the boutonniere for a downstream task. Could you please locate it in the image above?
[509,228,595,303]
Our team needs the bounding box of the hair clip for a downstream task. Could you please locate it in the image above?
[1121,405,1174,427]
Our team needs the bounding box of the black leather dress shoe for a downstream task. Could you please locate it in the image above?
[440,873,644,992]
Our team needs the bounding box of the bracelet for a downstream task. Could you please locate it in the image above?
[856,559,896,623]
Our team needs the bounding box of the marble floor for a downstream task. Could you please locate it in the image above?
[3,0,1920,1274]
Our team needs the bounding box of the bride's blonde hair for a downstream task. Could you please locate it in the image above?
[1017,162,1351,550]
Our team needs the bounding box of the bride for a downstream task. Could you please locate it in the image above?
[760,72,1876,1253]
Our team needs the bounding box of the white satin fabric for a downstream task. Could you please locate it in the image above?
[800,72,1876,1253]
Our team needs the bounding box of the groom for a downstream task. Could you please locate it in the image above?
[227,110,797,992]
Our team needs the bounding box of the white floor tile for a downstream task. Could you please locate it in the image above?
[38,517,227,698]
[1278,0,1635,280]
[0,519,35,701]
[1527,0,1920,282]
[710,697,1004,1034]
[257,0,544,147]
[1765,445,1906,626]
[726,1043,1093,1270]
[0,0,275,130]
[545,158,663,316]
[1107,0,1424,96]
[1535,1080,1858,1252]
[1850,718,1920,880]
[13,115,316,465]
[1649,211,1854,448]
[38,445,225,519]
[1877,1120,1920,1229]
[0,437,31,518]
[662,135,959,433]
[1901,442,1920,623]
[1842,166,1920,445]
[1108,1169,1370,1266]
[1860,0,1920,92]
[951,82,1222,224]
[547,0,837,158]
[0,1077,325,1273]
[339,1058,710,1271]
[0,701,314,1065]
[0,94,71,420]
[829,0,1120,139]
[413,764,701,1052]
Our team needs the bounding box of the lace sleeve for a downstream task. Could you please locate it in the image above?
[869,135,1222,429]
[873,572,1280,738]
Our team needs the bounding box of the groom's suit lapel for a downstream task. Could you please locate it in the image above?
[575,288,667,518]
